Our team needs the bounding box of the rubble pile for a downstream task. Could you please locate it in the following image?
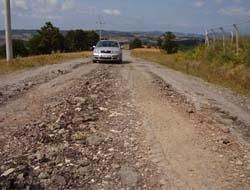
[0,65,160,190]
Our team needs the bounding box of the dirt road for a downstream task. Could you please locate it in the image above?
[0,51,250,189]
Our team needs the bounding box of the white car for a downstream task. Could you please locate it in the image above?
[93,40,123,63]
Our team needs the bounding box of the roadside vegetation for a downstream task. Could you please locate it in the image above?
[0,22,99,59]
[129,38,143,49]
[0,51,91,76]
[132,36,250,97]
[0,21,96,75]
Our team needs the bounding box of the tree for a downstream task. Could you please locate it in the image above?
[65,30,99,52]
[85,31,99,49]
[0,39,29,58]
[129,38,143,49]
[65,30,86,52]
[29,22,65,55]
[162,32,178,54]
[157,37,163,48]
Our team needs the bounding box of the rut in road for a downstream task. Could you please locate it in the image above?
[119,56,250,190]
[123,66,236,189]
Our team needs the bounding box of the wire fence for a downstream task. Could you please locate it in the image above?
[205,20,250,56]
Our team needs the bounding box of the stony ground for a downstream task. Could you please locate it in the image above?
[0,51,250,190]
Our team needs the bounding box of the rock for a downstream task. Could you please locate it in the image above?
[39,122,47,128]
[38,172,49,179]
[219,118,233,126]
[1,168,15,177]
[72,132,85,141]
[75,107,82,112]
[119,166,140,186]
[236,160,243,166]
[72,116,83,124]
[58,128,65,135]
[17,173,24,180]
[74,97,86,104]
[186,107,194,114]
[25,82,33,87]
[78,167,89,175]
[53,175,66,186]
[86,135,103,146]
[90,94,98,99]
[0,92,3,96]
[222,138,230,145]
[77,158,89,166]
[212,146,218,152]
[56,113,65,124]
[111,164,120,169]
[221,127,230,134]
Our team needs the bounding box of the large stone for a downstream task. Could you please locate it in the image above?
[74,97,86,104]
[86,135,103,146]
[38,172,49,179]
[53,175,66,186]
[119,166,140,186]
[1,168,15,177]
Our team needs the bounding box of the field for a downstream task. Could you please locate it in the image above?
[0,51,91,76]
[132,48,250,97]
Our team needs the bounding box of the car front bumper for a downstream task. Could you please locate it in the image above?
[93,53,121,62]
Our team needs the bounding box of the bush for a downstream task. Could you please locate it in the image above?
[129,38,143,49]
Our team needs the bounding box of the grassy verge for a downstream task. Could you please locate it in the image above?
[0,51,91,76]
[131,48,250,97]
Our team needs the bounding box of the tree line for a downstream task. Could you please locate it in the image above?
[129,32,178,54]
[0,22,99,58]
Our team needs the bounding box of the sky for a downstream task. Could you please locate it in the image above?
[0,0,250,33]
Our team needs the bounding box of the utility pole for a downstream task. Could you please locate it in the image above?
[220,27,226,54]
[96,19,105,40]
[4,0,13,62]
[233,24,240,56]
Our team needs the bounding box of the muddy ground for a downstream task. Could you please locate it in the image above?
[0,51,250,190]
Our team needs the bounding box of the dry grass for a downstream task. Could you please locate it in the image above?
[0,51,91,76]
[132,48,250,97]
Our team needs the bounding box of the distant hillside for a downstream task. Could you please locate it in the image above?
[0,29,204,47]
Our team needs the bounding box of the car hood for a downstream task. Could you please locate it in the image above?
[94,47,120,51]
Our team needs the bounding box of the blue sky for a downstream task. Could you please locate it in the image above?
[0,0,250,33]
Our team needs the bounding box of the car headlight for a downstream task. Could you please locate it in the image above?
[94,49,100,53]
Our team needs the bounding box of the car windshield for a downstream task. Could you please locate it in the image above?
[96,41,119,47]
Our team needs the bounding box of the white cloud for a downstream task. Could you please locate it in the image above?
[102,9,121,16]
[193,1,205,8]
[61,0,76,11]
[13,0,28,11]
[218,6,250,16]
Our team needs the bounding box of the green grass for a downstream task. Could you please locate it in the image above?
[0,51,91,76]
[131,48,250,97]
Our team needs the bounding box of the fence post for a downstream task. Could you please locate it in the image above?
[220,27,226,54]
[231,31,234,44]
[233,24,240,56]
[205,30,210,47]
[211,29,216,49]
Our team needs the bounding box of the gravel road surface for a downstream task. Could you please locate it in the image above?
[0,52,249,189]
